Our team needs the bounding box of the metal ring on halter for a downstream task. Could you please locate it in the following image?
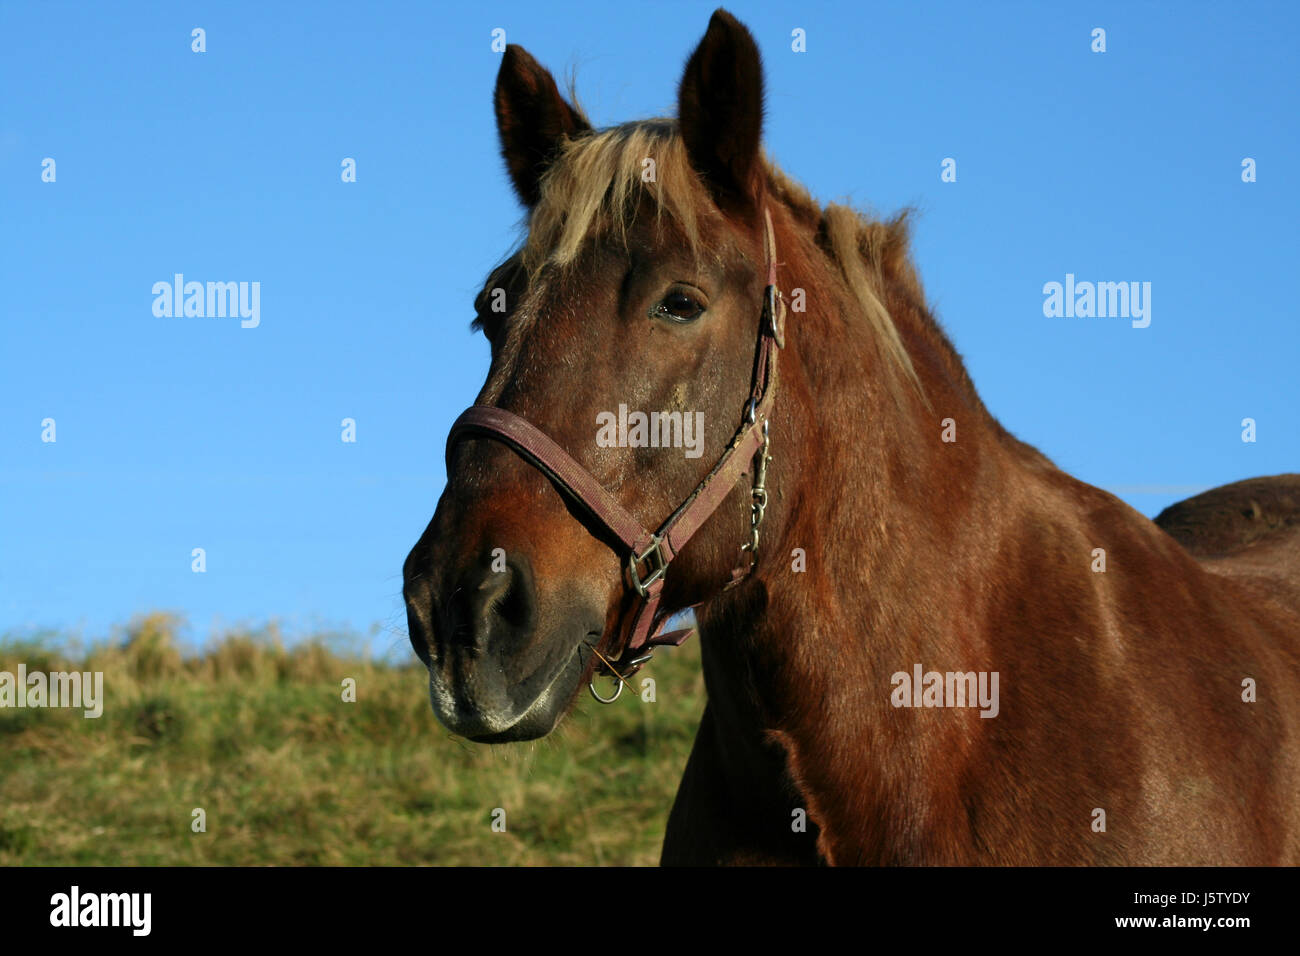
[588,674,624,704]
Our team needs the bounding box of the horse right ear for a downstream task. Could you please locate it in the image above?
[677,9,766,214]
[494,45,591,207]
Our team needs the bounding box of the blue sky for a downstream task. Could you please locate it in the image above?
[1,1,1296,652]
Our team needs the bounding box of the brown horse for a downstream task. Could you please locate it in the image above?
[403,9,1300,865]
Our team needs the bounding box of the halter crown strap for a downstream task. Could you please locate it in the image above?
[445,206,785,672]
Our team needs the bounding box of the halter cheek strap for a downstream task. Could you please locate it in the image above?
[445,207,786,693]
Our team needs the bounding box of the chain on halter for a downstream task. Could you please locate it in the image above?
[739,417,772,568]
[445,207,787,704]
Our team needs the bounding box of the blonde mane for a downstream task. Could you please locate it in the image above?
[521,117,922,391]
[525,120,710,277]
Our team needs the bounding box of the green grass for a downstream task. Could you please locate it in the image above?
[0,614,704,865]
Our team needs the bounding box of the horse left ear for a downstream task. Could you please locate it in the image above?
[677,9,766,213]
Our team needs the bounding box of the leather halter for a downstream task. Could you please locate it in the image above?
[445,208,786,697]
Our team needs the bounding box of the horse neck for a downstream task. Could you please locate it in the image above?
[735,237,1023,692]
[693,240,1048,857]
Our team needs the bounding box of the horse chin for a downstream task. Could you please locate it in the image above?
[426,634,589,743]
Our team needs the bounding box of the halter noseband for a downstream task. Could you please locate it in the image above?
[445,208,787,701]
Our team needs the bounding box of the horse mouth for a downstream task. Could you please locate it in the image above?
[426,632,597,742]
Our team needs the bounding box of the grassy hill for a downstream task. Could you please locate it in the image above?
[0,614,704,865]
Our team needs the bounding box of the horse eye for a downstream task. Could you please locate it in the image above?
[658,291,704,322]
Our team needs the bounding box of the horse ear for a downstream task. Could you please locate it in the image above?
[677,9,765,213]
[494,45,591,207]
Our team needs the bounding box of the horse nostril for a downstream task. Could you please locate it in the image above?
[446,585,475,647]
[491,564,532,629]
[447,558,536,650]
[403,575,435,667]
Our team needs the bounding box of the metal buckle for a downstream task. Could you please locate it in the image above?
[765,285,786,348]
[624,650,655,669]
[627,535,668,598]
